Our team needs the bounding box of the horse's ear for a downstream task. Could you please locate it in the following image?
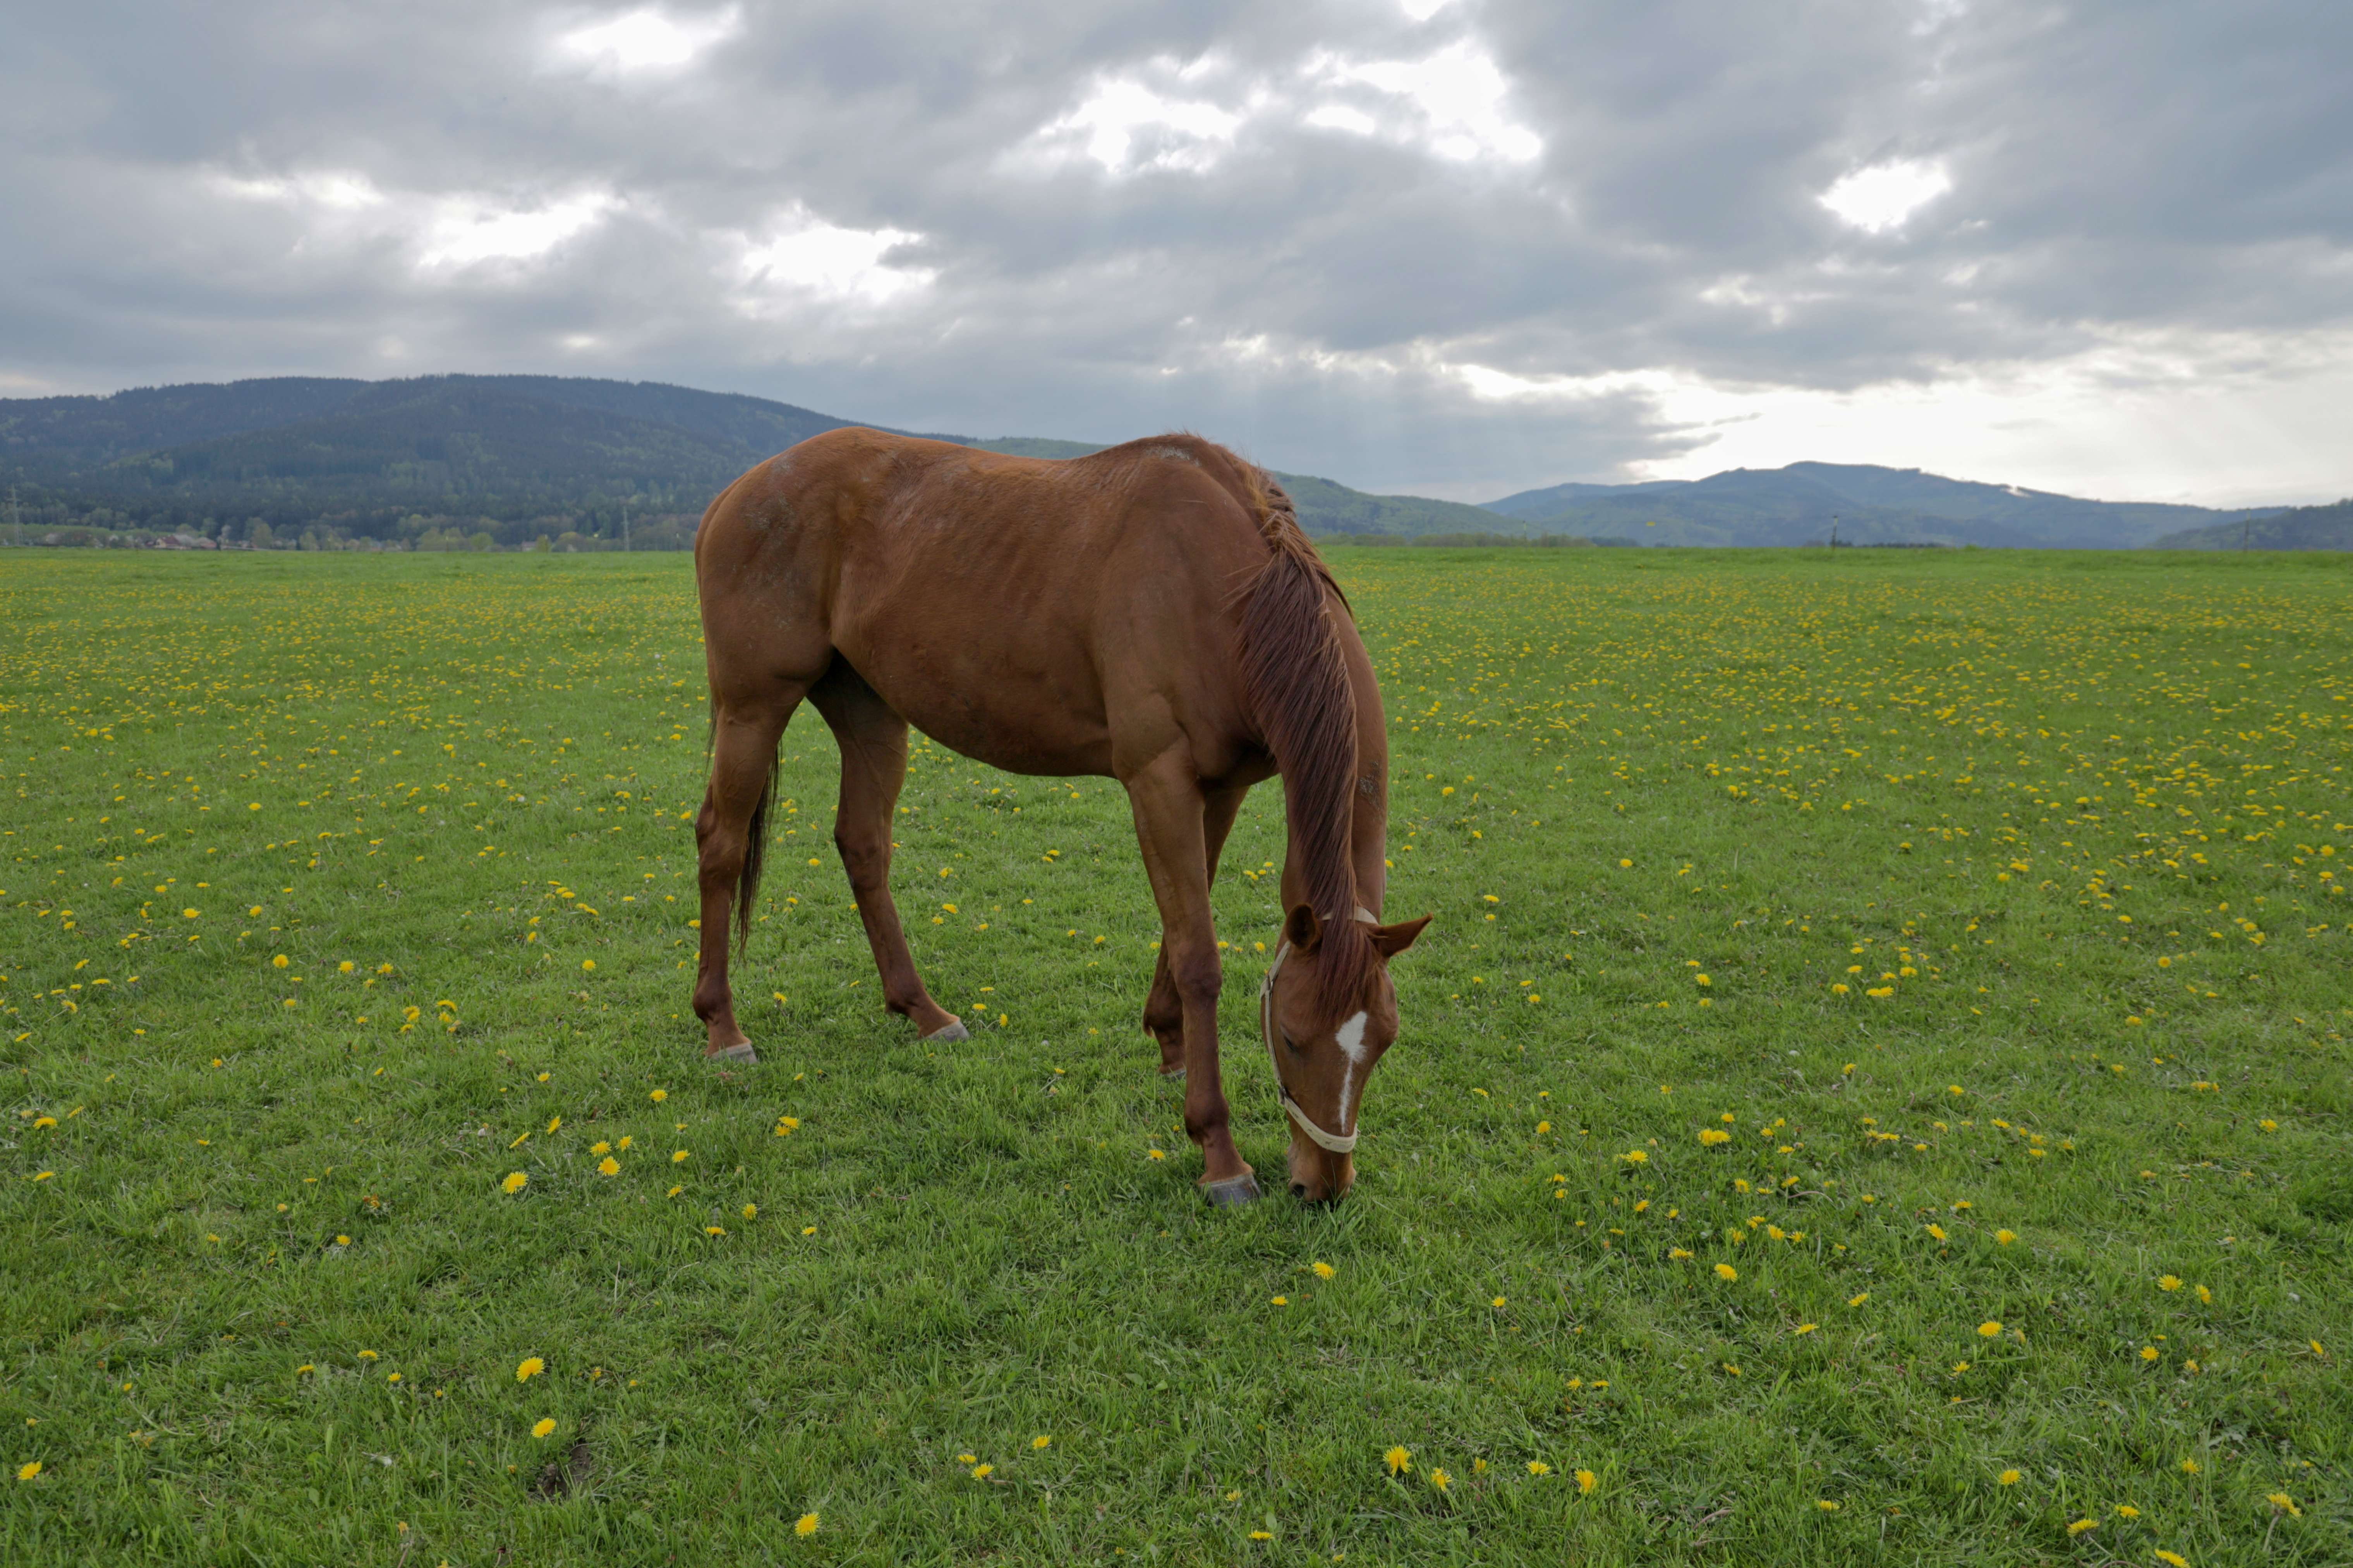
[1283,903,1323,953]
[1369,913,1432,959]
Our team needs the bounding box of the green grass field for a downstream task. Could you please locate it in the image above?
[3,546,2348,1566]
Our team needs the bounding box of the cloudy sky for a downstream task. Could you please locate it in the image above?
[4,1,2348,504]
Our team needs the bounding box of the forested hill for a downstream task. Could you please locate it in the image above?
[0,375,1526,547]
[0,375,874,545]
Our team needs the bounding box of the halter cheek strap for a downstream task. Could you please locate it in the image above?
[1260,906,1379,1155]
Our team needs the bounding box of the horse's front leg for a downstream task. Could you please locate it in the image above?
[1124,756,1257,1204]
[1142,782,1249,1077]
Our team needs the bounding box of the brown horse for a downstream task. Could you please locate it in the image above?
[690,427,1428,1204]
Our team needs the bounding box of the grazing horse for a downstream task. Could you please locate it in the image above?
[690,427,1429,1204]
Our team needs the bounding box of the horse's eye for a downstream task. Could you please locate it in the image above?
[1280,1032,1305,1057]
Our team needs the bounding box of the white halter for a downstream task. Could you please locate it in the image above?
[1259,906,1380,1155]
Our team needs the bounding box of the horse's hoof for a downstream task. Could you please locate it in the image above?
[710,1041,758,1065]
[1159,1066,1186,1081]
[923,1019,971,1042]
[1201,1174,1261,1207]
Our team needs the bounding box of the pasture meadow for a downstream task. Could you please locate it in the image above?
[2,545,2348,1566]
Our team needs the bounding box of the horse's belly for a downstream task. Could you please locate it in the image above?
[839,633,1114,779]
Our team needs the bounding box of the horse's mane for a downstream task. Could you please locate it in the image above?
[1233,464,1374,1017]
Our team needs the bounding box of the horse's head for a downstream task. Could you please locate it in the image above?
[1260,903,1431,1204]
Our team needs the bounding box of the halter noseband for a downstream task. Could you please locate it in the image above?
[1259,906,1379,1155]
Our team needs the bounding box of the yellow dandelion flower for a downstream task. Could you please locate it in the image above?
[1995,1229,2017,1245]
[1575,1468,1597,1495]
[597,1157,620,1176]
[795,1512,819,1537]
[1715,1263,1737,1282]
[1528,1460,1552,1475]
[1998,1469,2020,1486]
[1817,1499,1840,1512]
[672,1149,689,1163]
[2155,1552,2189,1568]
[2267,1493,2300,1517]
[1979,1321,2002,1338]
[705,1225,726,1237]
[580,959,595,971]
[970,1463,992,1479]
[1312,1261,1335,1280]
[1384,1445,1411,1476]
[18,1461,42,1481]
[1032,1434,1051,1450]
[517,1357,544,1382]
[2180,1459,2200,1474]
[650,1089,668,1102]
[2159,1275,2182,1292]
[2068,1518,2098,1535]
[501,1171,527,1194]
[1428,1467,1452,1493]
[1848,1292,1870,1307]
[532,1418,556,1439]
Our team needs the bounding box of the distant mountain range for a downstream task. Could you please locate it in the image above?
[2148,498,2353,551]
[0,373,2319,549]
[0,374,1516,546]
[1478,462,2286,549]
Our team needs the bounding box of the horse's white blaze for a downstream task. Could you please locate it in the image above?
[1334,1010,1370,1130]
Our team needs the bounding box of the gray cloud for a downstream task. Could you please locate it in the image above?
[3,0,2347,501]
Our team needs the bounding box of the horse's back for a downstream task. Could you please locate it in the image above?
[697,428,1275,777]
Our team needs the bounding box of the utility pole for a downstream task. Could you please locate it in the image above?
[1828,513,1839,550]
[7,485,17,548]
[623,502,631,553]
[2241,518,2252,552]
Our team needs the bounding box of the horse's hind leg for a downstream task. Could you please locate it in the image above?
[693,694,800,1061]
[810,662,962,1041]
[1143,781,1248,1076]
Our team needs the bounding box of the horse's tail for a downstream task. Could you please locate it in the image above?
[705,705,783,947]
[735,754,781,945]
[1236,467,1372,1014]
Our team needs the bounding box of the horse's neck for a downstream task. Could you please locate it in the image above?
[1282,720,1385,919]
